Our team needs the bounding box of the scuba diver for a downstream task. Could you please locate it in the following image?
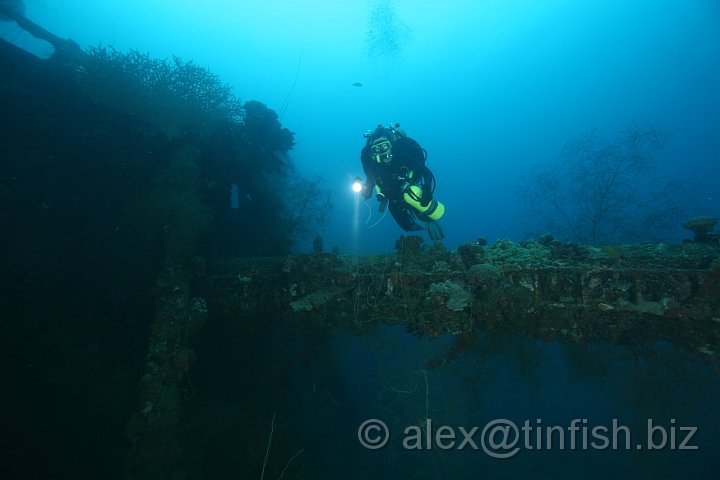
[358,123,445,240]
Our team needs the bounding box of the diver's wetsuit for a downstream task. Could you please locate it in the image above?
[360,135,434,232]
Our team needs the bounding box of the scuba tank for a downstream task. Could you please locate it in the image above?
[403,185,445,221]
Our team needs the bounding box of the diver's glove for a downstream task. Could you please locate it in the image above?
[427,220,445,241]
[376,193,388,213]
[361,183,372,199]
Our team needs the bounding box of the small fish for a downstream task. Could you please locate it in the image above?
[351,82,363,87]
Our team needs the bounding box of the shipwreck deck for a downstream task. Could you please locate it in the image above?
[199,238,720,355]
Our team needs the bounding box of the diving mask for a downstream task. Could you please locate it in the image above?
[371,139,392,163]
